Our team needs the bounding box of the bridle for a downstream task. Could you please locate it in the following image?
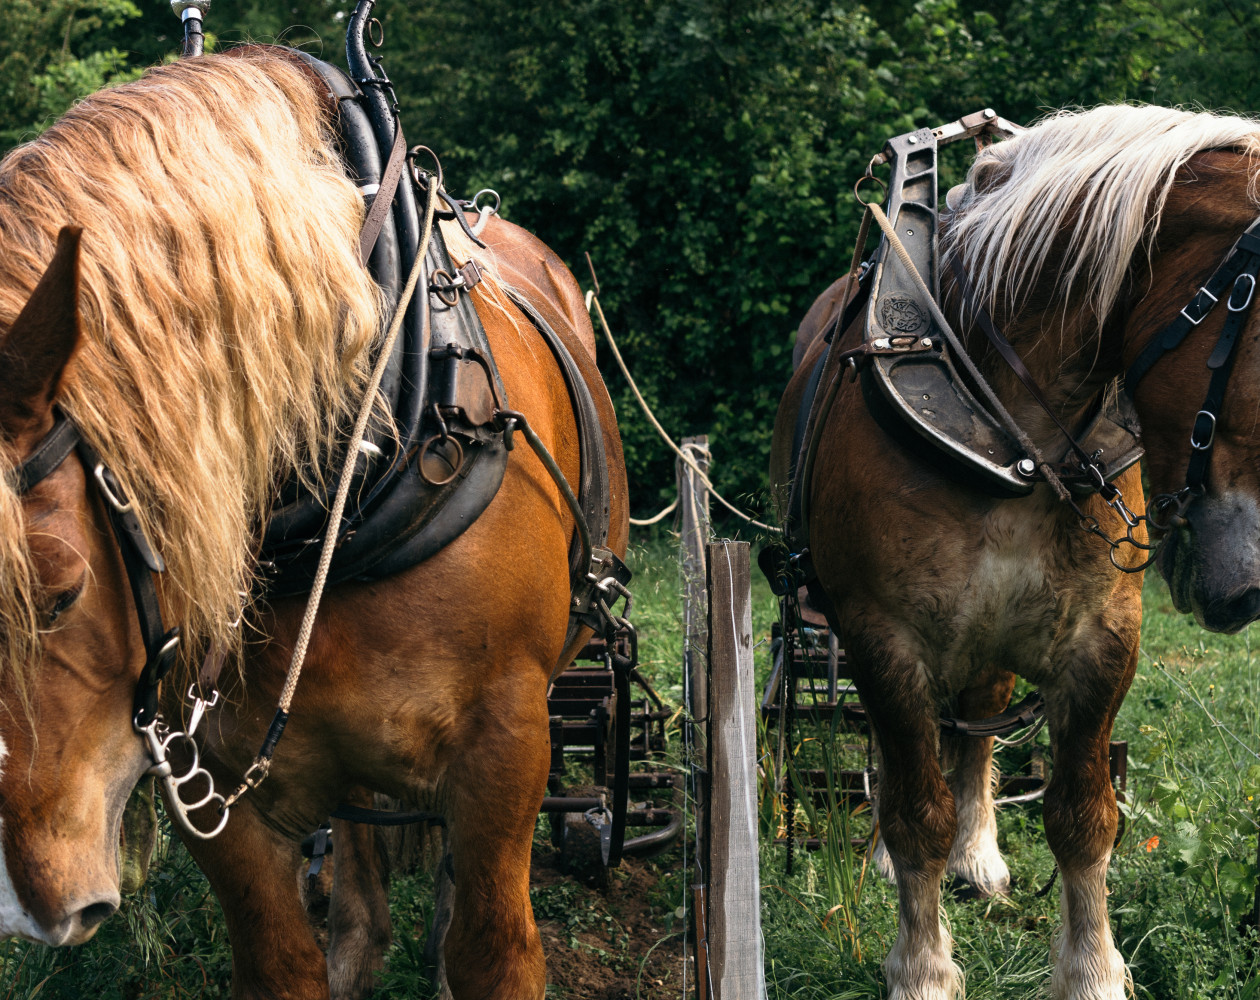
[950,215,1260,572]
[11,410,227,839]
[1121,217,1260,535]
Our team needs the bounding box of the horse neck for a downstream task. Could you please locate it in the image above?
[947,279,1121,446]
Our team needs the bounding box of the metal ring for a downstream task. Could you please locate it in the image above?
[472,189,500,215]
[93,463,133,513]
[429,268,462,307]
[408,145,444,193]
[367,17,384,48]
[1190,410,1216,451]
[418,433,463,486]
[853,173,887,206]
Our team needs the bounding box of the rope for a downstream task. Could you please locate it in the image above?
[585,290,781,533]
[279,186,438,712]
[223,174,438,809]
[629,496,678,527]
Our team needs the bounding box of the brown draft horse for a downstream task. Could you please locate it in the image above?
[772,105,1260,999]
[0,49,626,999]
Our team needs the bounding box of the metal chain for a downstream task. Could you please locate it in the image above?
[1066,484,1199,574]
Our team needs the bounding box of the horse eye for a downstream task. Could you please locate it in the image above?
[43,586,83,626]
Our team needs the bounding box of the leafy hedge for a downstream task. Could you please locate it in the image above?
[5,0,1259,520]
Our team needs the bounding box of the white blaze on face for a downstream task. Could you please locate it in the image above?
[0,733,50,943]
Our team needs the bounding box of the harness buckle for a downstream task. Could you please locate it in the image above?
[1229,273,1256,312]
[1180,286,1218,325]
[1190,410,1217,451]
[93,463,134,513]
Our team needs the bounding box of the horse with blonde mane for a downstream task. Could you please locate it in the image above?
[772,104,1260,998]
[0,45,626,999]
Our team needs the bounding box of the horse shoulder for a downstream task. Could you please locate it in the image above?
[455,215,630,559]
[471,215,598,361]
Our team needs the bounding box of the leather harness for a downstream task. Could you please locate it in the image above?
[4,32,628,837]
[766,111,1260,740]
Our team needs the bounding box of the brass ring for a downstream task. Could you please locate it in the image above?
[368,17,384,48]
[430,269,461,307]
[408,145,444,194]
[418,434,464,486]
[853,173,888,206]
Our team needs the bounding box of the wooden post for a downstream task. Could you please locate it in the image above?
[706,540,766,1000]
[680,435,711,741]
[679,435,711,998]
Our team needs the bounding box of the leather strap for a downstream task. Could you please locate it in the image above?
[939,691,1044,737]
[950,257,1112,495]
[1126,218,1260,390]
[1186,268,1257,489]
[11,410,80,493]
[357,125,407,267]
[329,804,446,826]
[77,440,179,727]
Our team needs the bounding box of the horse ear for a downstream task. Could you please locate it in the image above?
[0,227,83,436]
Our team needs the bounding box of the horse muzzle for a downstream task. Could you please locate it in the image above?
[1158,490,1260,634]
[28,893,119,947]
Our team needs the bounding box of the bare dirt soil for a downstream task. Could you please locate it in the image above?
[531,824,689,1000]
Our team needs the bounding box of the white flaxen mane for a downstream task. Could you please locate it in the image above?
[947,104,1260,330]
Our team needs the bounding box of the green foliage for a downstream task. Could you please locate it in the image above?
[5,0,1260,516]
[0,1,145,147]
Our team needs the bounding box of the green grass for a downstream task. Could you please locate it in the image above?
[752,562,1260,999]
[3,529,1260,998]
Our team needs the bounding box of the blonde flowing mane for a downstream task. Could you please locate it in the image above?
[947,104,1260,329]
[0,49,381,680]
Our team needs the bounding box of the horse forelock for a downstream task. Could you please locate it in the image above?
[946,104,1260,336]
[0,49,382,686]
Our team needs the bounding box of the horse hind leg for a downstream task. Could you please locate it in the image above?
[324,794,393,1000]
[941,670,1016,897]
[870,669,1015,899]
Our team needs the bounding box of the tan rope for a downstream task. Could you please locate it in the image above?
[278,188,438,712]
[586,291,781,533]
[222,180,440,810]
[629,497,678,527]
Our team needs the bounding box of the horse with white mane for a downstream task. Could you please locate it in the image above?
[774,103,1260,999]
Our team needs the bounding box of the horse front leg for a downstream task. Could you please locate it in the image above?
[859,646,962,1000]
[941,669,1016,897]
[1043,643,1137,1000]
[441,668,549,1000]
[181,800,331,1000]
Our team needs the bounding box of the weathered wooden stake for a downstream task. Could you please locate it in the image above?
[680,436,711,733]
[706,540,766,1000]
[679,435,712,997]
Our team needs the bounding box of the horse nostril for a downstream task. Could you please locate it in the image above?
[1204,588,1260,634]
[77,900,117,932]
